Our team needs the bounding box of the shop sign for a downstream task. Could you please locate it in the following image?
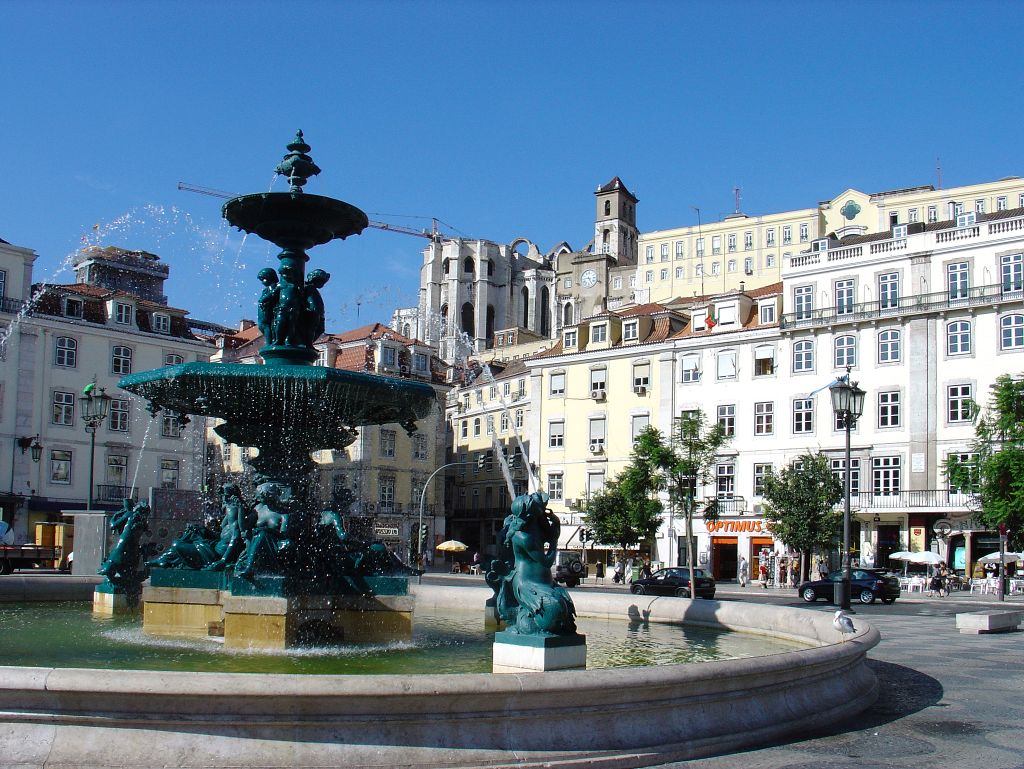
[374,526,400,538]
[706,520,764,533]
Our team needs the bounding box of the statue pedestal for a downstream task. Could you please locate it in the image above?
[492,631,587,673]
[484,599,503,631]
[142,569,231,638]
[223,593,414,650]
[93,584,141,616]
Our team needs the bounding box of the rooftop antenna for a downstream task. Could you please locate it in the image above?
[692,206,705,298]
[733,186,741,214]
[937,157,943,190]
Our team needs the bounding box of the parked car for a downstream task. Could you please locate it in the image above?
[630,567,717,599]
[798,569,901,605]
[554,552,586,588]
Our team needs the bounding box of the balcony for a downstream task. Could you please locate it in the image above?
[780,282,1022,331]
[95,484,139,504]
[0,296,28,315]
[845,489,972,512]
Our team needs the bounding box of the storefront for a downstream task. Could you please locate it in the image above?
[701,518,776,581]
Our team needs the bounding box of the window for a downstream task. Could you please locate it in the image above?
[948,384,973,422]
[766,254,776,268]
[590,368,606,393]
[381,346,396,367]
[872,456,901,496]
[631,414,650,442]
[743,257,753,275]
[753,345,775,376]
[152,313,171,334]
[681,354,701,382]
[675,241,684,259]
[515,409,524,429]
[975,199,986,214]
[109,399,130,432]
[766,229,776,246]
[660,243,669,261]
[623,321,638,341]
[550,372,565,396]
[1001,314,1024,349]
[759,302,776,324]
[409,432,426,460]
[378,476,395,512]
[548,421,564,448]
[161,413,181,438]
[717,404,735,436]
[413,352,428,372]
[794,285,813,320]
[947,262,969,300]
[908,208,919,223]
[831,458,861,496]
[793,398,814,433]
[744,231,753,250]
[696,238,705,257]
[460,420,468,439]
[633,362,650,388]
[878,391,901,428]
[947,452,979,494]
[475,389,483,406]
[111,346,133,375]
[500,412,509,432]
[55,337,77,367]
[114,302,132,325]
[106,454,127,487]
[592,324,608,343]
[643,245,656,263]
[716,464,735,499]
[0,269,4,298]
[947,320,971,355]
[835,279,854,315]
[878,329,901,363]
[160,459,179,489]
[727,259,736,273]
[799,223,809,242]
[589,418,606,451]
[547,473,563,501]
[834,334,857,368]
[879,272,899,309]
[50,450,71,484]
[52,391,74,425]
[793,340,814,372]
[502,382,510,397]
[629,275,636,288]
[782,225,792,244]
[1002,254,1023,293]
[564,330,577,348]
[164,353,184,366]
[62,297,83,318]
[712,235,722,255]
[659,268,669,281]
[997,196,1008,211]
[727,234,737,252]
[488,386,496,400]
[695,263,704,276]
[612,276,622,290]
[645,270,654,284]
[674,266,683,279]
[753,463,772,496]
[380,428,395,456]
[472,418,481,437]
[754,402,773,435]
[711,262,721,276]
[564,277,572,289]
[716,350,737,380]
[927,205,938,223]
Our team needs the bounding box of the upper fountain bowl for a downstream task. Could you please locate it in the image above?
[223,192,369,252]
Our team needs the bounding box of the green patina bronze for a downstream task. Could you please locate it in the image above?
[487,492,577,636]
[118,132,435,599]
[97,499,153,603]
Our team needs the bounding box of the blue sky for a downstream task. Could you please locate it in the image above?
[2,0,1021,330]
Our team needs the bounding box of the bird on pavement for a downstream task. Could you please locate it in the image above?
[833,610,856,642]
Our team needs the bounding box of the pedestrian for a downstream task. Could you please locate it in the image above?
[789,559,799,588]
[738,556,749,587]
[817,557,828,581]
[613,558,625,585]
[625,557,635,584]
[758,562,768,589]
[641,558,653,580]
[938,562,950,597]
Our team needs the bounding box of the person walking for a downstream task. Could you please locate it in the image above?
[640,558,653,580]
[625,557,635,584]
[758,562,769,589]
[738,556,749,588]
[817,557,829,581]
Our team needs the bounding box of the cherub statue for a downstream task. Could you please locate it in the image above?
[304,268,330,346]
[273,263,305,347]
[257,268,280,345]
[234,481,293,579]
[98,499,151,594]
[147,483,250,571]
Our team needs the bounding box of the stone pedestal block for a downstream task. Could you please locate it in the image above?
[483,599,503,631]
[223,593,414,649]
[142,585,226,637]
[956,610,1023,634]
[92,588,140,617]
[492,631,587,673]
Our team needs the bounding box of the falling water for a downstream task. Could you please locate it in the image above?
[129,415,157,499]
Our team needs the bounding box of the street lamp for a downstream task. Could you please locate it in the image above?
[80,385,111,511]
[9,435,43,494]
[830,367,866,612]
[417,459,472,574]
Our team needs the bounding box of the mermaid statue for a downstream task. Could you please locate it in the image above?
[493,491,577,636]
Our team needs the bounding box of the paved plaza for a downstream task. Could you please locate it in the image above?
[2,572,1022,769]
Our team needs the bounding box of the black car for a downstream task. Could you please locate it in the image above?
[554,553,586,588]
[629,567,717,599]
[798,569,900,605]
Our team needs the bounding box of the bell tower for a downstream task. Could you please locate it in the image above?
[593,177,638,264]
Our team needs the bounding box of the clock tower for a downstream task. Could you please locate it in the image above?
[593,176,638,263]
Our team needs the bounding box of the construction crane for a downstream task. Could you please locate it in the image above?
[177,182,450,242]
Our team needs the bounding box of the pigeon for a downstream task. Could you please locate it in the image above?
[833,610,856,642]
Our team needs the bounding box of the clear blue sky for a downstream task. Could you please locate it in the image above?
[3,0,1021,330]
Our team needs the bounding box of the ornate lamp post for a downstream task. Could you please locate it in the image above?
[9,435,42,494]
[80,386,111,511]
[830,368,866,612]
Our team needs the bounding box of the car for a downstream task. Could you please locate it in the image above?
[554,553,586,588]
[798,568,901,605]
[630,567,717,599]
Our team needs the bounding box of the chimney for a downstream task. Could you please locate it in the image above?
[239,319,256,332]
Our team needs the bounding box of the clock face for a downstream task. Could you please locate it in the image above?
[581,269,598,288]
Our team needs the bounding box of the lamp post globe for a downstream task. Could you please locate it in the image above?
[829,368,865,612]
[80,386,112,512]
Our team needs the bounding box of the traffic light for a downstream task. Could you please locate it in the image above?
[419,523,429,543]
[579,528,588,543]
[477,450,493,471]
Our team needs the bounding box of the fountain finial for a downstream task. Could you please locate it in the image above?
[275,130,321,193]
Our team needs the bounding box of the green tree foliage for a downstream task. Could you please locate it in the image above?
[761,453,843,575]
[945,375,1024,550]
[586,479,662,553]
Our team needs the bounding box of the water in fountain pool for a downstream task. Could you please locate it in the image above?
[0,602,804,675]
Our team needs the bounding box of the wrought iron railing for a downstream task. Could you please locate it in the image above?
[842,489,972,510]
[95,484,139,503]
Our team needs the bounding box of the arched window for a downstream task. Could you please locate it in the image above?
[403,323,411,338]
[878,329,901,363]
[463,257,474,275]
[55,336,77,367]
[1001,314,1024,349]
[604,200,611,216]
[563,302,573,327]
[442,258,450,275]
[486,305,495,345]
[520,287,530,330]
[461,303,474,337]
[539,287,550,336]
[793,340,814,372]
[834,335,856,368]
[947,320,971,355]
[487,260,494,277]
[473,417,481,436]
[111,345,133,375]
[440,304,448,335]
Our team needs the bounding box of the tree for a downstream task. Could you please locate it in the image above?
[585,479,662,555]
[945,375,1024,551]
[761,453,843,581]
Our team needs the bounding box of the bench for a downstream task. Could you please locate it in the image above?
[955,610,1024,634]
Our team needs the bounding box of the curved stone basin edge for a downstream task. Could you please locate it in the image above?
[0,584,879,769]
